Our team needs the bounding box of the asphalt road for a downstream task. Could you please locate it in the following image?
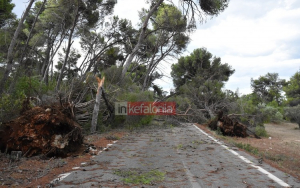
[54,124,299,187]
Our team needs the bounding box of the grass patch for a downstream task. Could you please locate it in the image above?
[176,144,183,150]
[234,142,259,155]
[192,140,207,145]
[114,169,165,185]
[264,153,286,162]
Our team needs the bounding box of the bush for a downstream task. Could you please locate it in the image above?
[284,105,300,128]
[103,77,155,129]
[122,90,154,129]
[257,103,283,123]
[0,93,25,123]
[255,125,268,137]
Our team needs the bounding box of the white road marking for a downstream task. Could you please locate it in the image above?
[193,124,291,188]
[50,140,119,185]
[50,173,71,184]
[171,129,202,188]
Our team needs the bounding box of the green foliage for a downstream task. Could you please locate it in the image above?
[171,48,234,120]
[283,71,300,106]
[200,0,230,16]
[0,0,15,28]
[154,3,187,32]
[171,48,234,89]
[258,104,283,123]
[140,115,153,125]
[284,105,300,128]
[114,169,165,185]
[0,75,57,123]
[230,94,283,126]
[102,65,123,86]
[122,90,154,129]
[0,93,24,123]
[101,67,155,129]
[255,125,268,137]
[15,76,54,96]
[251,73,286,105]
[55,48,81,80]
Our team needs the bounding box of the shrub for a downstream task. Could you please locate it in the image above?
[0,93,25,123]
[255,125,268,137]
[284,105,300,128]
[257,103,283,123]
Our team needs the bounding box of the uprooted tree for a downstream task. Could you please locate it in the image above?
[0,101,84,157]
[208,111,249,137]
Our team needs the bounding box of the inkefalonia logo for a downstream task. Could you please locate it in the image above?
[115,102,176,115]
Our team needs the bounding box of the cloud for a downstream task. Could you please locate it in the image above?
[113,0,147,26]
[187,0,300,94]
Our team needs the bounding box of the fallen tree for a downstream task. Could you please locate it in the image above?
[0,103,84,157]
[208,111,260,138]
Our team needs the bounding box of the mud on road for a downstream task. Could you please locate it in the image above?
[54,124,299,187]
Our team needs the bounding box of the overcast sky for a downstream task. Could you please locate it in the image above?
[12,0,300,95]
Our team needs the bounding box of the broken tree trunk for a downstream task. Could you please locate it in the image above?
[90,76,105,133]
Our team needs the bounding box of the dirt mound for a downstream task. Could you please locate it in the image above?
[0,104,84,157]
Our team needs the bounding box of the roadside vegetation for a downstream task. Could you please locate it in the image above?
[113,169,165,185]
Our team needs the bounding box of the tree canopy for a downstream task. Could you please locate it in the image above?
[0,0,15,28]
[171,48,235,118]
[250,73,286,105]
[171,48,234,89]
[284,71,300,106]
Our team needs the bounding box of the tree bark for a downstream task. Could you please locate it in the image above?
[0,0,36,94]
[120,0,164,82]
[90,76,105,133]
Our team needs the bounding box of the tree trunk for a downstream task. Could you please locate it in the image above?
[55,6,79,91]
[120,0,164,82]
[20,0,47,67]
[42,31,66,83]
[0,0,35,94]
[90,76,105,133]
